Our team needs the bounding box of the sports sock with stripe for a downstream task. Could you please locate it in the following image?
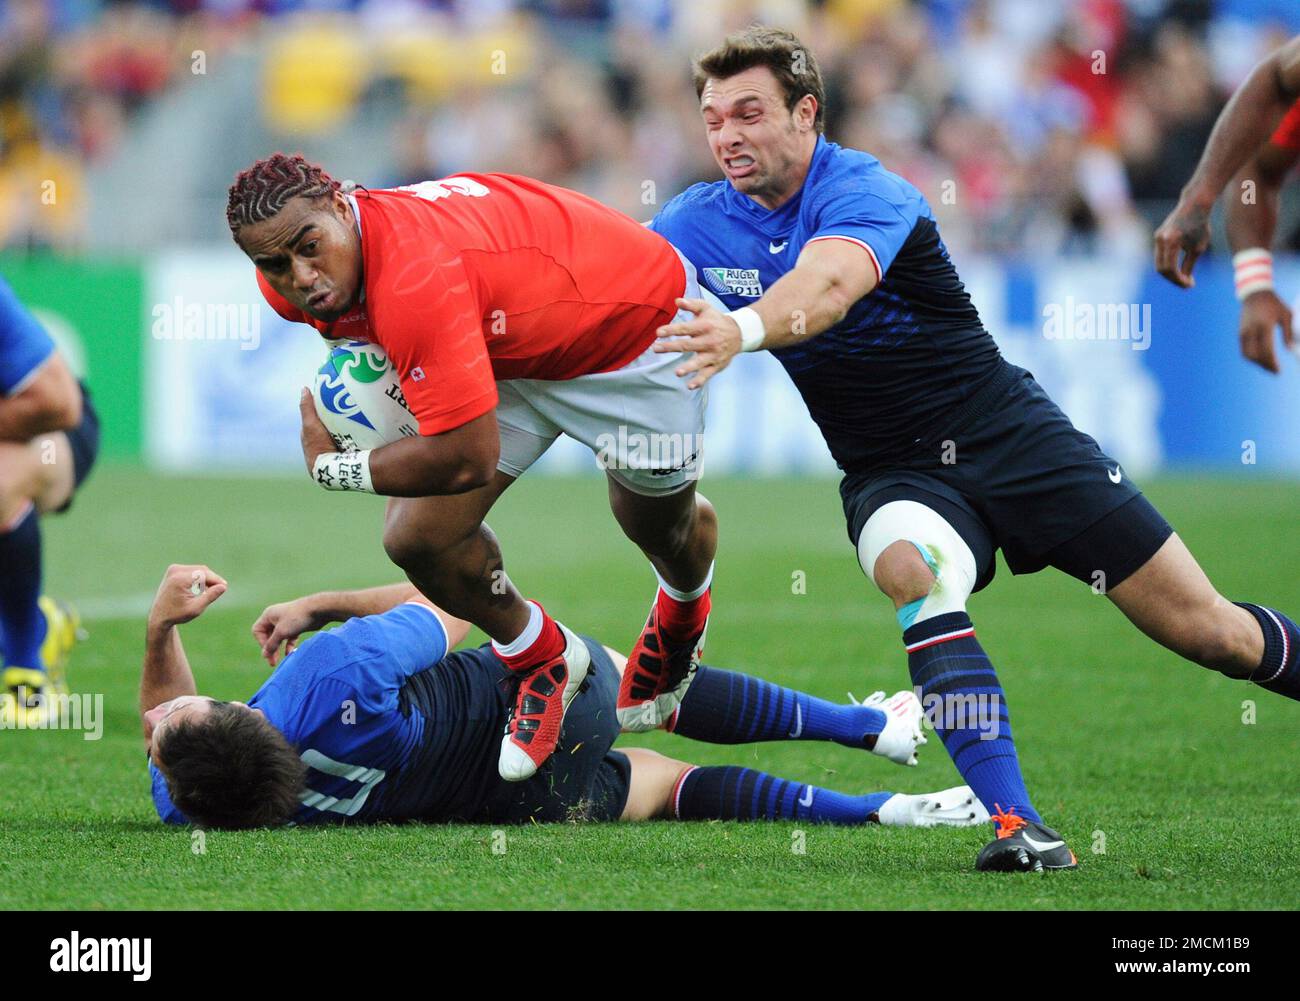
[492,600,564,672]
[671,765,893,824]
[668,664,887,746]
[652,562,713,642]
[1235,603,1300,701]
[904,611,1041,824]
[0,503,46,669]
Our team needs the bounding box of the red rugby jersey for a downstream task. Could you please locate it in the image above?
[257,174,686,435]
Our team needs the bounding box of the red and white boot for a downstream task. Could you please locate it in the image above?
[497,611,591,782]
[617,587,710,733]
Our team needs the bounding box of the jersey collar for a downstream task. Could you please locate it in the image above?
[347,190,367,305]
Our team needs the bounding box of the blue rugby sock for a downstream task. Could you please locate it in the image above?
[0,503,46,669]
[904,611,1040,825]
[1235,603,1300,701]
[669,664,887,747]
[671,765,893,825]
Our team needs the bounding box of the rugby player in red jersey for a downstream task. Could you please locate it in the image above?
[225,154,719,782]
[1155,35,1300,372]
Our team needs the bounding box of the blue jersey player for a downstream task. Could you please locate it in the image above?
[0,276,99,722]
[647,27,1300,872]
[140,563,987,833]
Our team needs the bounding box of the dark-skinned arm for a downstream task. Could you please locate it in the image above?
[299,389,499,497]
[1154,36,1300,287]
[1224,141,1300,373]
[1225,142,1297,252]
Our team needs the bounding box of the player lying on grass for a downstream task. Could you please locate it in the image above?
[646,27,1300,873]
[140,564,987,832]
[227,157,718,786]
[1155,33,1300,373]
[0,276,96,720]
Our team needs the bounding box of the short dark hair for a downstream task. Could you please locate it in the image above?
[693,26,826,133]
[155,703,306,829]
[226,152,340,238]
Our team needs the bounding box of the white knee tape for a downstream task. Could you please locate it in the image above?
[857,500,977,624]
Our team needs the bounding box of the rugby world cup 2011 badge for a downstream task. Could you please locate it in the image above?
[701,267,764,298]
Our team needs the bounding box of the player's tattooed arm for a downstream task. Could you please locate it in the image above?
[655,239,875,388]
[1155,35,1300,288]
[140,565,227,726]
[251,586,471,665]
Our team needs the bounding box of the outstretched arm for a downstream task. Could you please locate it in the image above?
[252,582,471,666]
[1155,36,1300,287]
[140,564,228,734]
[653,239,876,389]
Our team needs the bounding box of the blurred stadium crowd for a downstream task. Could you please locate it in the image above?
[3,0,1300,255]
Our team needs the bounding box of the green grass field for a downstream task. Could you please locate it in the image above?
[1,467,1297,910]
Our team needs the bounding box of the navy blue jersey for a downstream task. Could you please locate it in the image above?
[152,603,463,825]
[150,606,622,825]
[0,276,55,397]
[650,136,1005,474]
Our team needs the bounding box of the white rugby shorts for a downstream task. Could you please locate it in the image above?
[494,248,717,496]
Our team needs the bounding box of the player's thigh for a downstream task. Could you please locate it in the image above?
[605,472,708,548]
[382,468,516,558]
[494,380,563,480]
[950,372,1168,582]
[515,342,707,497]
[601,644,628,678]
[1106,532,1255,668]
[619,747,693,821]
[0,435,69,521]
[31,432,75,514]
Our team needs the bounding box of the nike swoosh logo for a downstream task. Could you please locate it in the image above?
[1108,466,1122,484]
[1023,833,1065,853]
[769,240,788,253]
[788,704,803,738]
[798,785,815,808]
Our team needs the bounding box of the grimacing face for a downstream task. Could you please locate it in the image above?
[237,190,363,323]
[700,65,819,210]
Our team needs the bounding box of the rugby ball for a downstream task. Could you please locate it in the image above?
[312,341,418,451]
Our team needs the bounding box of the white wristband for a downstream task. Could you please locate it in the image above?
[1233,248,1274,301]
[312,449,374,493]
[729,306,766,352]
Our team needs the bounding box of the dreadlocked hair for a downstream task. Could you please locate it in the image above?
[226,152,342,237]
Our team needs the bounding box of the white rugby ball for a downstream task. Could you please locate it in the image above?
[312,340,418,451]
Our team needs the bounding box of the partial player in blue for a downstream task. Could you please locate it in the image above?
[0,276,99,721]
[140,563,986,832]
[648,27,1300,872]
